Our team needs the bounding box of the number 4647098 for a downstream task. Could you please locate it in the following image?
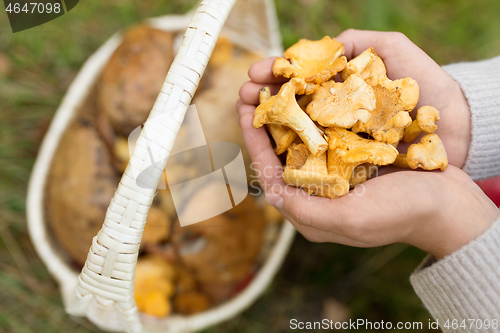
[5,2,61,14]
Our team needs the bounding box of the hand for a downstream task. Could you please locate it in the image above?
[236,30,499,258]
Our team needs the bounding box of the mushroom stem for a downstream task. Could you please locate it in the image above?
[260,86,298,154]
[392,153,410,168]
[253,78,328,156]
[403,106,440,143]
[259,86,271,103]
[283,148,349,199]
[268,124,297,155]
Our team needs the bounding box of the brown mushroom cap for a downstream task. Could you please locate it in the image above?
[253,78,328,156]
[340,47,387,82]
[273,36,347,95]
[306,74,376,128]
[283,144,350,198]
[351,74,419,144]
[326,127,398,182]
[98,25,174,136]
[407,133,448,171]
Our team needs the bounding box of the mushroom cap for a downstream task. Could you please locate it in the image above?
[352,74,419,144]
[283,145,349,198]
[326,127,399,167]
[403,105,440,143]
[407,133,448,171]
[306,74,376,128]
[285,143,310,169]
[340,47,387,82]
[273,36,347,94]
[363,57,387,84]
[253,78,328,156]
[134,255,176,317]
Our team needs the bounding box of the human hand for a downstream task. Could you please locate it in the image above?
[238,105,498,258]
[236,30,498,258]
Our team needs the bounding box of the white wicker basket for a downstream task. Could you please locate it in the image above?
[26,0,296,332]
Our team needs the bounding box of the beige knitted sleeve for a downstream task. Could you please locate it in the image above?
[442,55,500,180]
[410,56,500,332]
[410,216,500,332]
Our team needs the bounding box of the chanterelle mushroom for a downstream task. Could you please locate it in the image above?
[403,106,440,143]
[273,36,347,95]
[306,74,376,128]
[253,78,328,156]
[351,74,419,144]
[259,87,297,155]
[283,143,349,198]
[407,133,448,171]
[340,47,387,83]
[326,128,398,184]
[392,153,410,169]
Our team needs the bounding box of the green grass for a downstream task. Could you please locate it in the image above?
[0,0,499,332]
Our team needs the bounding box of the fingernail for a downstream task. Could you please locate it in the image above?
[265,193,283,209]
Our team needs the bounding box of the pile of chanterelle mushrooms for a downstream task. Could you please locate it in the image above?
[253,37,448,198]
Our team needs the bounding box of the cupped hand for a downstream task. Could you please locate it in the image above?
[238,101,498,259]
[236,29,498,258]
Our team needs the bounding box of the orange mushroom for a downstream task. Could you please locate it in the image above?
[351,74,419,145]
[306,74,376,128]
[273,36,347,94]
[253,78,328,156]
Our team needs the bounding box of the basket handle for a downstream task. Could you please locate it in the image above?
[67,1,238,332]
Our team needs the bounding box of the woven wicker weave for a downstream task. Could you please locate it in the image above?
[27,0,296,332]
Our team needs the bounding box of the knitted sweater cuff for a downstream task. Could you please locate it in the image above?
[410,215,500,331]
[443,56,500,180]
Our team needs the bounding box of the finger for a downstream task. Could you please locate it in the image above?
[236,98,244,111]
[239,112,284,190]
[237,103,257,117]
[239,81,282,106]
[336,29,445,86]
[278,173,413,235]
[279,185,353,233]
[376,165,408,176]
[288,218,372,247]
[272,185,376,246]
[248,57,289,84]
[335,29,404,61]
